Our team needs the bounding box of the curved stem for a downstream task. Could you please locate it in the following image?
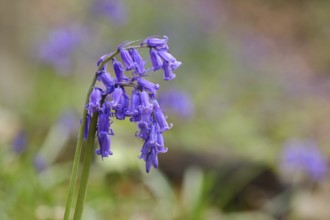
[73,113,98,220]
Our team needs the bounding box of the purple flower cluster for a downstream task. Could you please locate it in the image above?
[85,36,181,172]
[280,139,328,181]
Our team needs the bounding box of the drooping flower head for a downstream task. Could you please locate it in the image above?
[85,36,181,172]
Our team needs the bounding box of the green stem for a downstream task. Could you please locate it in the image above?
[73,113,98,220]
[63,76,97,220]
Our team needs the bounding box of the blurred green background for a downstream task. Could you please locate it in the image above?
[1,0,330,219]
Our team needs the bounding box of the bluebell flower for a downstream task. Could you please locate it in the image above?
[280,139,328,181]
[127,88,141,122]
[135,90,153,139]
[136,107,153,139]
[136,120,150,140]
[149,48,163,71]
[137,78,159,95]
[118,48,135,71]
[145,147,159,173]
[140,90,153,110]
[162,62,176,81]
[139,123,157,166]
[96,103,113,158]
[139,122,167,173]
[96,132,112,158]
[88,36,181,172]
[112,58,128,82]
[156,130,167,153]
[111,87,123,109]
[171,60,182,70]
[157,50,177,63]
[97,70,115,94]
[115,91,129,120]
[86,87,103,115]
[97,103,111,134]
[152,99,172,132]
[141,36,168,49]
[129,48,146,75]
[157,49,182,74]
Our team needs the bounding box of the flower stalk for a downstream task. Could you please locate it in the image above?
[64,36,181,219]
[73,113,98,220]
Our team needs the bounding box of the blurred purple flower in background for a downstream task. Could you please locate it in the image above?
[280,139,328,181]
[58,110,80,134]
[11,130,27,154]
[34,154,48,172]
[158,90,194,119]
[91,0,127,25]
[38,26,86,73]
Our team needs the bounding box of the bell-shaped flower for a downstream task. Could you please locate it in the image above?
[97,70,115,93]
[139,123,157,159]
[137,77,159,95]
[97,102,112,134]
[111,87,123,109]
[153,99,172,132]
[145,147,159,173]
[155,124,168,153]
[86,87,103,115]
[140,90,153,110]
[149,48,163,71]
[115,92,129,120]
[162,62,176,81]
[141,36,168,50]
[136,121,149,140]
[119,48,135,71]
[129,48,146,75]
[112,58,128,82]
[127,88,141,122]
[96,132,112,158]
[157,50,177,63]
